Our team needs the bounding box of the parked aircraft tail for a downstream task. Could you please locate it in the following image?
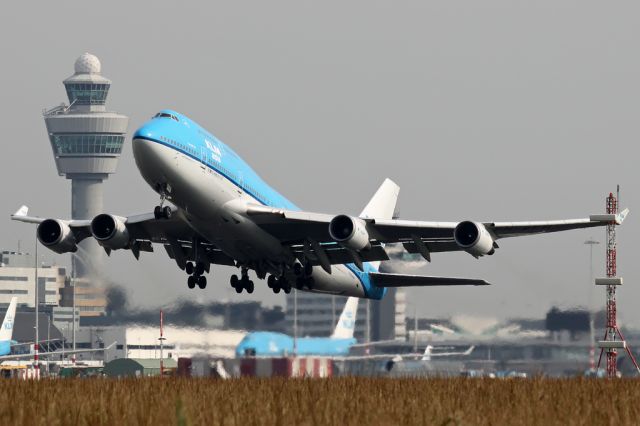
[331,297,359,339]
[422,345,434,361]
[0,297,17,342]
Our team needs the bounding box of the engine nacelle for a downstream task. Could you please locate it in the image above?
[37,219,77,254]
[328,215,371,251]
[453,221,495,257]
[91,214,130,250]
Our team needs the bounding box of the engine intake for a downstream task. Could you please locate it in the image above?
[328,215,371,251]
[454,221,495,257]
[91,214,130,250]
[37,219,77,254]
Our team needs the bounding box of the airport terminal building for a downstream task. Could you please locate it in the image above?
[0,250,66,307]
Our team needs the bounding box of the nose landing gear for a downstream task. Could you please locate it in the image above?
[153,184,173,219]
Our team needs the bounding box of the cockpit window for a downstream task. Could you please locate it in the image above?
[153,113,179,122]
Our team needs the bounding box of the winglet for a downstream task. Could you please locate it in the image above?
[616,208,630,225]
[12,205,28,218]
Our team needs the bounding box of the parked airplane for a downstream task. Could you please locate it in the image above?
[12,110,628,300]
[0,297,18,356]
[236,297,360,357]
[0,297,114,361]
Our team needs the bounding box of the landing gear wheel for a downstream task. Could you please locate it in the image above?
[306,277,315,290]
[304,262,313,277]
[194,262,205,276]
[246,280,254,294]
[235,285,243,294]
[187,276,196,289]
[230,274,239,288]
[185,262,195,275]
[273,286,281,294]
[162,206,172,219]
[154,206,162,220]
[283,285,291,294]
[197,275,207,289]
[267,275,277,288]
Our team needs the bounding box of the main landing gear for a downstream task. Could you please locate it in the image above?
[230,268,254,294]
[293,261,314,290]
[267,275,291,294]
[186,261,207,289]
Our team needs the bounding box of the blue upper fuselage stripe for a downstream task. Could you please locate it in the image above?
[134,110,384,299]
[136,135,272,207]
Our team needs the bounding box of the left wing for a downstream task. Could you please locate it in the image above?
[246,203,628,264]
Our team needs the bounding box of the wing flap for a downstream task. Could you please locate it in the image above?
[290,242,390,266]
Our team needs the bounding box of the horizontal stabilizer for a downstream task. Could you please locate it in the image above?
[369,272,490,287]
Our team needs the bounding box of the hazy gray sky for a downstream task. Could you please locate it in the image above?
[1,1,638,324]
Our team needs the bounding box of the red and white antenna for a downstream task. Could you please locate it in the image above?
[595,190,640,377]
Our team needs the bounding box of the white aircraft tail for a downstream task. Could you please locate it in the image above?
[331,297,359,339]
[360,178,400,220]
[422,345,433,361]
[0,297,18,342]
[360,179,400,269]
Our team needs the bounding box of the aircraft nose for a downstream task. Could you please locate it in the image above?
[132,122,156,141]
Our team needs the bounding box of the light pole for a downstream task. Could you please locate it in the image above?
[34,233,39,375]
[584,237,600,372]
[293,290,298,356]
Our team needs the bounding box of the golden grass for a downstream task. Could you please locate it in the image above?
[0,377,637,425]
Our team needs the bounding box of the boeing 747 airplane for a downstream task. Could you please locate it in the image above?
[12,110,628,300]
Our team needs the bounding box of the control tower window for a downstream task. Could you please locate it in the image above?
[65,83,110,105]
[50,134,125,155]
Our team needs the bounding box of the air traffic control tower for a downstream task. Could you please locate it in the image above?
[43,53,128,314]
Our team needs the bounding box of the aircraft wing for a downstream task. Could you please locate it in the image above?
[247,204,628,262]
[11,206,235,269]
[0,342,116,362]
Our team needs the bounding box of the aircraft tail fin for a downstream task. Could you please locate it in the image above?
[360,178,400,220]
[0,297,17,341]
[360,179,400,269]
[422,345,433,361]
[331,297,359,339]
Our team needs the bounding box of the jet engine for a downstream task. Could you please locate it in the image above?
[91,214,130,250]
[37,219,77,254]
[329,215,371,251]
[453,221,495,257]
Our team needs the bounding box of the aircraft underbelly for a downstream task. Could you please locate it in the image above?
[134,137,369,297]
[164,146,289,262]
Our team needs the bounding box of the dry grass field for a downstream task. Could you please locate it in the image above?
[0,377,637,425]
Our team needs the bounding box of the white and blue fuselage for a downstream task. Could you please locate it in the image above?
[132,110,386,299]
